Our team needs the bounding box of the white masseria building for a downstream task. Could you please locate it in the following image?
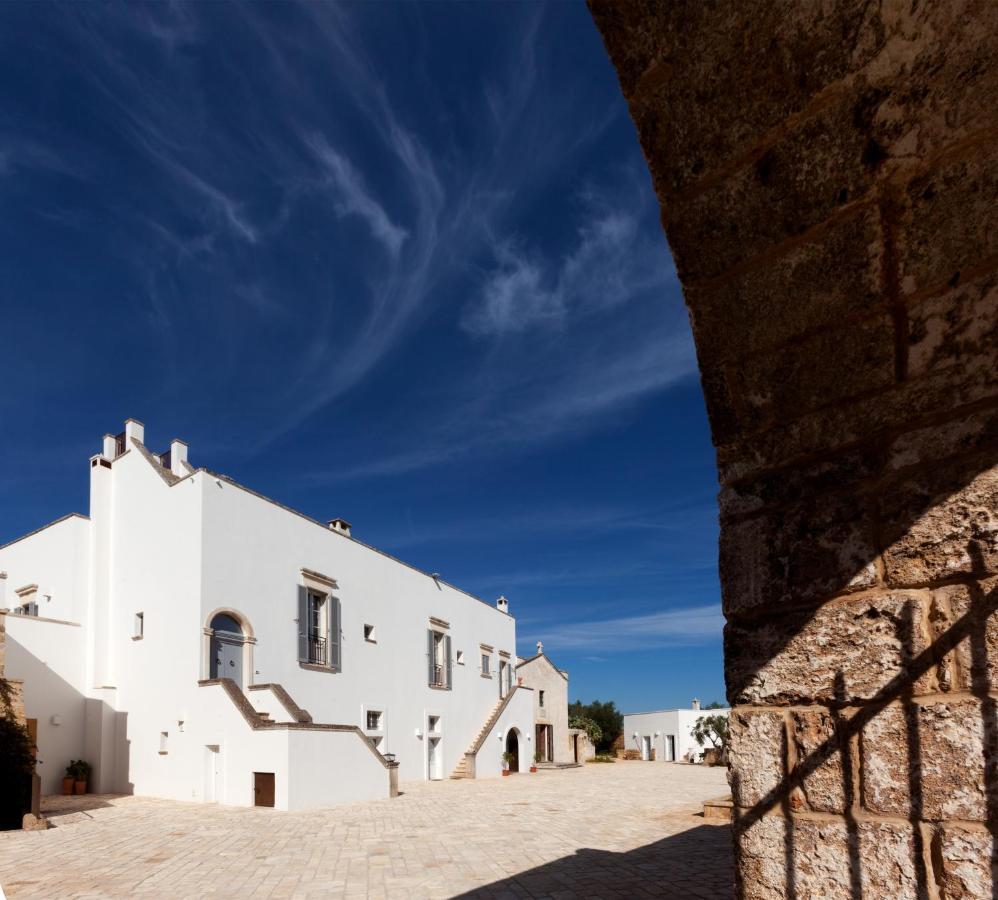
[623,700,731,763]
[0,419,536,810]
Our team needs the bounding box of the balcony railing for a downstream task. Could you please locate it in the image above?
[307,634,327,666]
[430,664,444,687]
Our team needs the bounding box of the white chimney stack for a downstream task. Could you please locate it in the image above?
[536,640,543,655]
[124,418,145,446]
[169,439,188,477]
[102,434,117,458]
[328,518,352,537]
[496,595,509,614]
[692,698,701,710]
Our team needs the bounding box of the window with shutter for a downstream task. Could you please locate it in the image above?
[297,585,309,662]
[329,595,341,671]
[444,635,452,689]
[427,630,436,686]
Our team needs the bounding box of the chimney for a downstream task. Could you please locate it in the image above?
[102,434,117,458]
[124,418,145,446]
[328,518,352,537]
[169,439,189,477]
[536,640,544,655]
[496,595,509,614]
[692,698,701,710]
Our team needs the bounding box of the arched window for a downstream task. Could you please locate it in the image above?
[210,613,243,636]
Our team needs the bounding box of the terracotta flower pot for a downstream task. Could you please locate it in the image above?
[529,766,538,773]
[74,780,87,795]
[62,777,75,796]
[502,769,510,777]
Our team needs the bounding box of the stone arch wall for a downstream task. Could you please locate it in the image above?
[588,3,998,897]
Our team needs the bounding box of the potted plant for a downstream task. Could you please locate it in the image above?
[71,759,91,795]
[501,751,513,776]
[62,763,76,796]
[530,750,540,773]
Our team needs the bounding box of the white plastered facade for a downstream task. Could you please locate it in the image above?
[623,705,731,763]
[0,421,535,810]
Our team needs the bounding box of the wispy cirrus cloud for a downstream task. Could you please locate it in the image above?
[527,604,724,652]
[462,201,674,337]
[305,133,408,258]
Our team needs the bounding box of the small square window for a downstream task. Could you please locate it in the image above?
[364,624,376,642]
[134,612,144,640]
[428,715,440,733]
[456,650,465,665]
[481,653,491,675]
[366,710,383,731]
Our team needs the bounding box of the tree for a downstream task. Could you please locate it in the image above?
[0,677,34,831]
[568,715,602,747]
[691,714,729,751]
[568,699,622,753]
[705,700,725,709]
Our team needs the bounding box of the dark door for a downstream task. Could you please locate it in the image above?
[253,772,275,807]
[211,634,243,685]
[505,731,519,772]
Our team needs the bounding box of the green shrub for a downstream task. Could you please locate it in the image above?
[0,713,34,830]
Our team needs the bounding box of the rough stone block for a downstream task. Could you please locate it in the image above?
[737,815,919,899]
[907,272,998,382]
[719,444,882,522]
[862,698,992,821]
[879,460,998,586]
[726,592,932,705]
[720,493,877,617]
[791,708,850,815]
[939,825,995,899]
[723,313,896,433]
[933,579,998,692]
[716,361,998,485]
[728,710,785,808]
[887,403,998,476]
[899,140,998,295]
[666,88,881,283]
[591,1,884,196]
[686,207,883,367]
[718,495,876,616]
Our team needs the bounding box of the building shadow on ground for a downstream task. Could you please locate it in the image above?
[452,821,733,899]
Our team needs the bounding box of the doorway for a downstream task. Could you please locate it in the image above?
[535,724,553,762]
[427,736,441,780]
[505,729,519,772]
[253,771,275,807]
[641,735,651,761]
[664,734,676,762]
[204,745,221,802]
[209,612,247,686]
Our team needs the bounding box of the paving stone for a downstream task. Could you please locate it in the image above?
[0,762,733,899]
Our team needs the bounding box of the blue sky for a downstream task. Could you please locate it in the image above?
[0,2,724,711]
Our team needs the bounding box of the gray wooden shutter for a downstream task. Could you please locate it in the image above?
[329,596,341,670]
[445,635,452,689]
[427,630,435,685]
[297,585,309,662]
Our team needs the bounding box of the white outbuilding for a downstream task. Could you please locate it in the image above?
[623,699,731,762]
[0,420,535,810]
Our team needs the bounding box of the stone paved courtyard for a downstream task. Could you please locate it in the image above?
[0,761,731,899]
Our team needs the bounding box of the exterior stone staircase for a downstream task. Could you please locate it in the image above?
[449,689,522,779]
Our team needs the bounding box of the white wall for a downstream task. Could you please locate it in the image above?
[623,708,731,762]
[4,616,88,794]
[515,655,572,763]
[198,475,528,783]
[0,514,90,624]
[1,423,534,809]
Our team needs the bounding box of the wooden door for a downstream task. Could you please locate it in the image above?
[253,772,275,807]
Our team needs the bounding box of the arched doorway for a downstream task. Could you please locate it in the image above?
[207,611,250,686]
[504,728,520,773]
